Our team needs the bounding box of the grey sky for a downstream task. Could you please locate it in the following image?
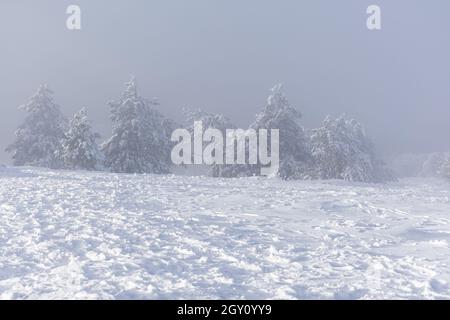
[0,0,449,163]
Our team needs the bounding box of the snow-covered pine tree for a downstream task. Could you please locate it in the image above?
[6,85,67,168]
[101,78,173,174]
[420,153,450,178]
[183,108,236,133]
[310,115,394,182]
[250,84,311,179]
[182,108,250,177]
[58,108,104,171]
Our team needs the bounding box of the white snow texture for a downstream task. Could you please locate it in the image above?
[1,166,450,299]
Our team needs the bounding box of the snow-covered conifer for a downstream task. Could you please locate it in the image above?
[101,78,173,174]
[182,108,248,177]
[59,108,103,171]
[250,84,311,179]
[183,108,236,133]
[6,85,67,168]
[310,115,394,182]
[420,153,450,178]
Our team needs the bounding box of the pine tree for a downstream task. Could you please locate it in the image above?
[250,84,311,179]
[183,108,236,133]
[6,85,67,168]
[310,115,394,182]
[182,108,249,177]
[101,78,173,174]
[58,108,103,170]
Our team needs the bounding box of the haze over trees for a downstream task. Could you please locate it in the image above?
[101,78,174,174]
[420,153,450,178]
[6,85,67,169]
[182,107,241,178]
[58,108,104,171]
[250,84,312,180]
[6,79,404,183]
[310,116,394,182]
[442,159,450,179]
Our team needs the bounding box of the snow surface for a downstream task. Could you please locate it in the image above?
[1,167,450,299]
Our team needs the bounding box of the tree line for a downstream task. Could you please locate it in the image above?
[6,78,396,183]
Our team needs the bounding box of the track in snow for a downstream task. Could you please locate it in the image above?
[1,167,450,299]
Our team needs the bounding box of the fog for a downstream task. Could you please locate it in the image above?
[0,0,449,164]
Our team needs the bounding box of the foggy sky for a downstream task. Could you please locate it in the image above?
[0,0,449,163]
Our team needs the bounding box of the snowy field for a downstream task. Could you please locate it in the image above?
[1,167,450,300]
